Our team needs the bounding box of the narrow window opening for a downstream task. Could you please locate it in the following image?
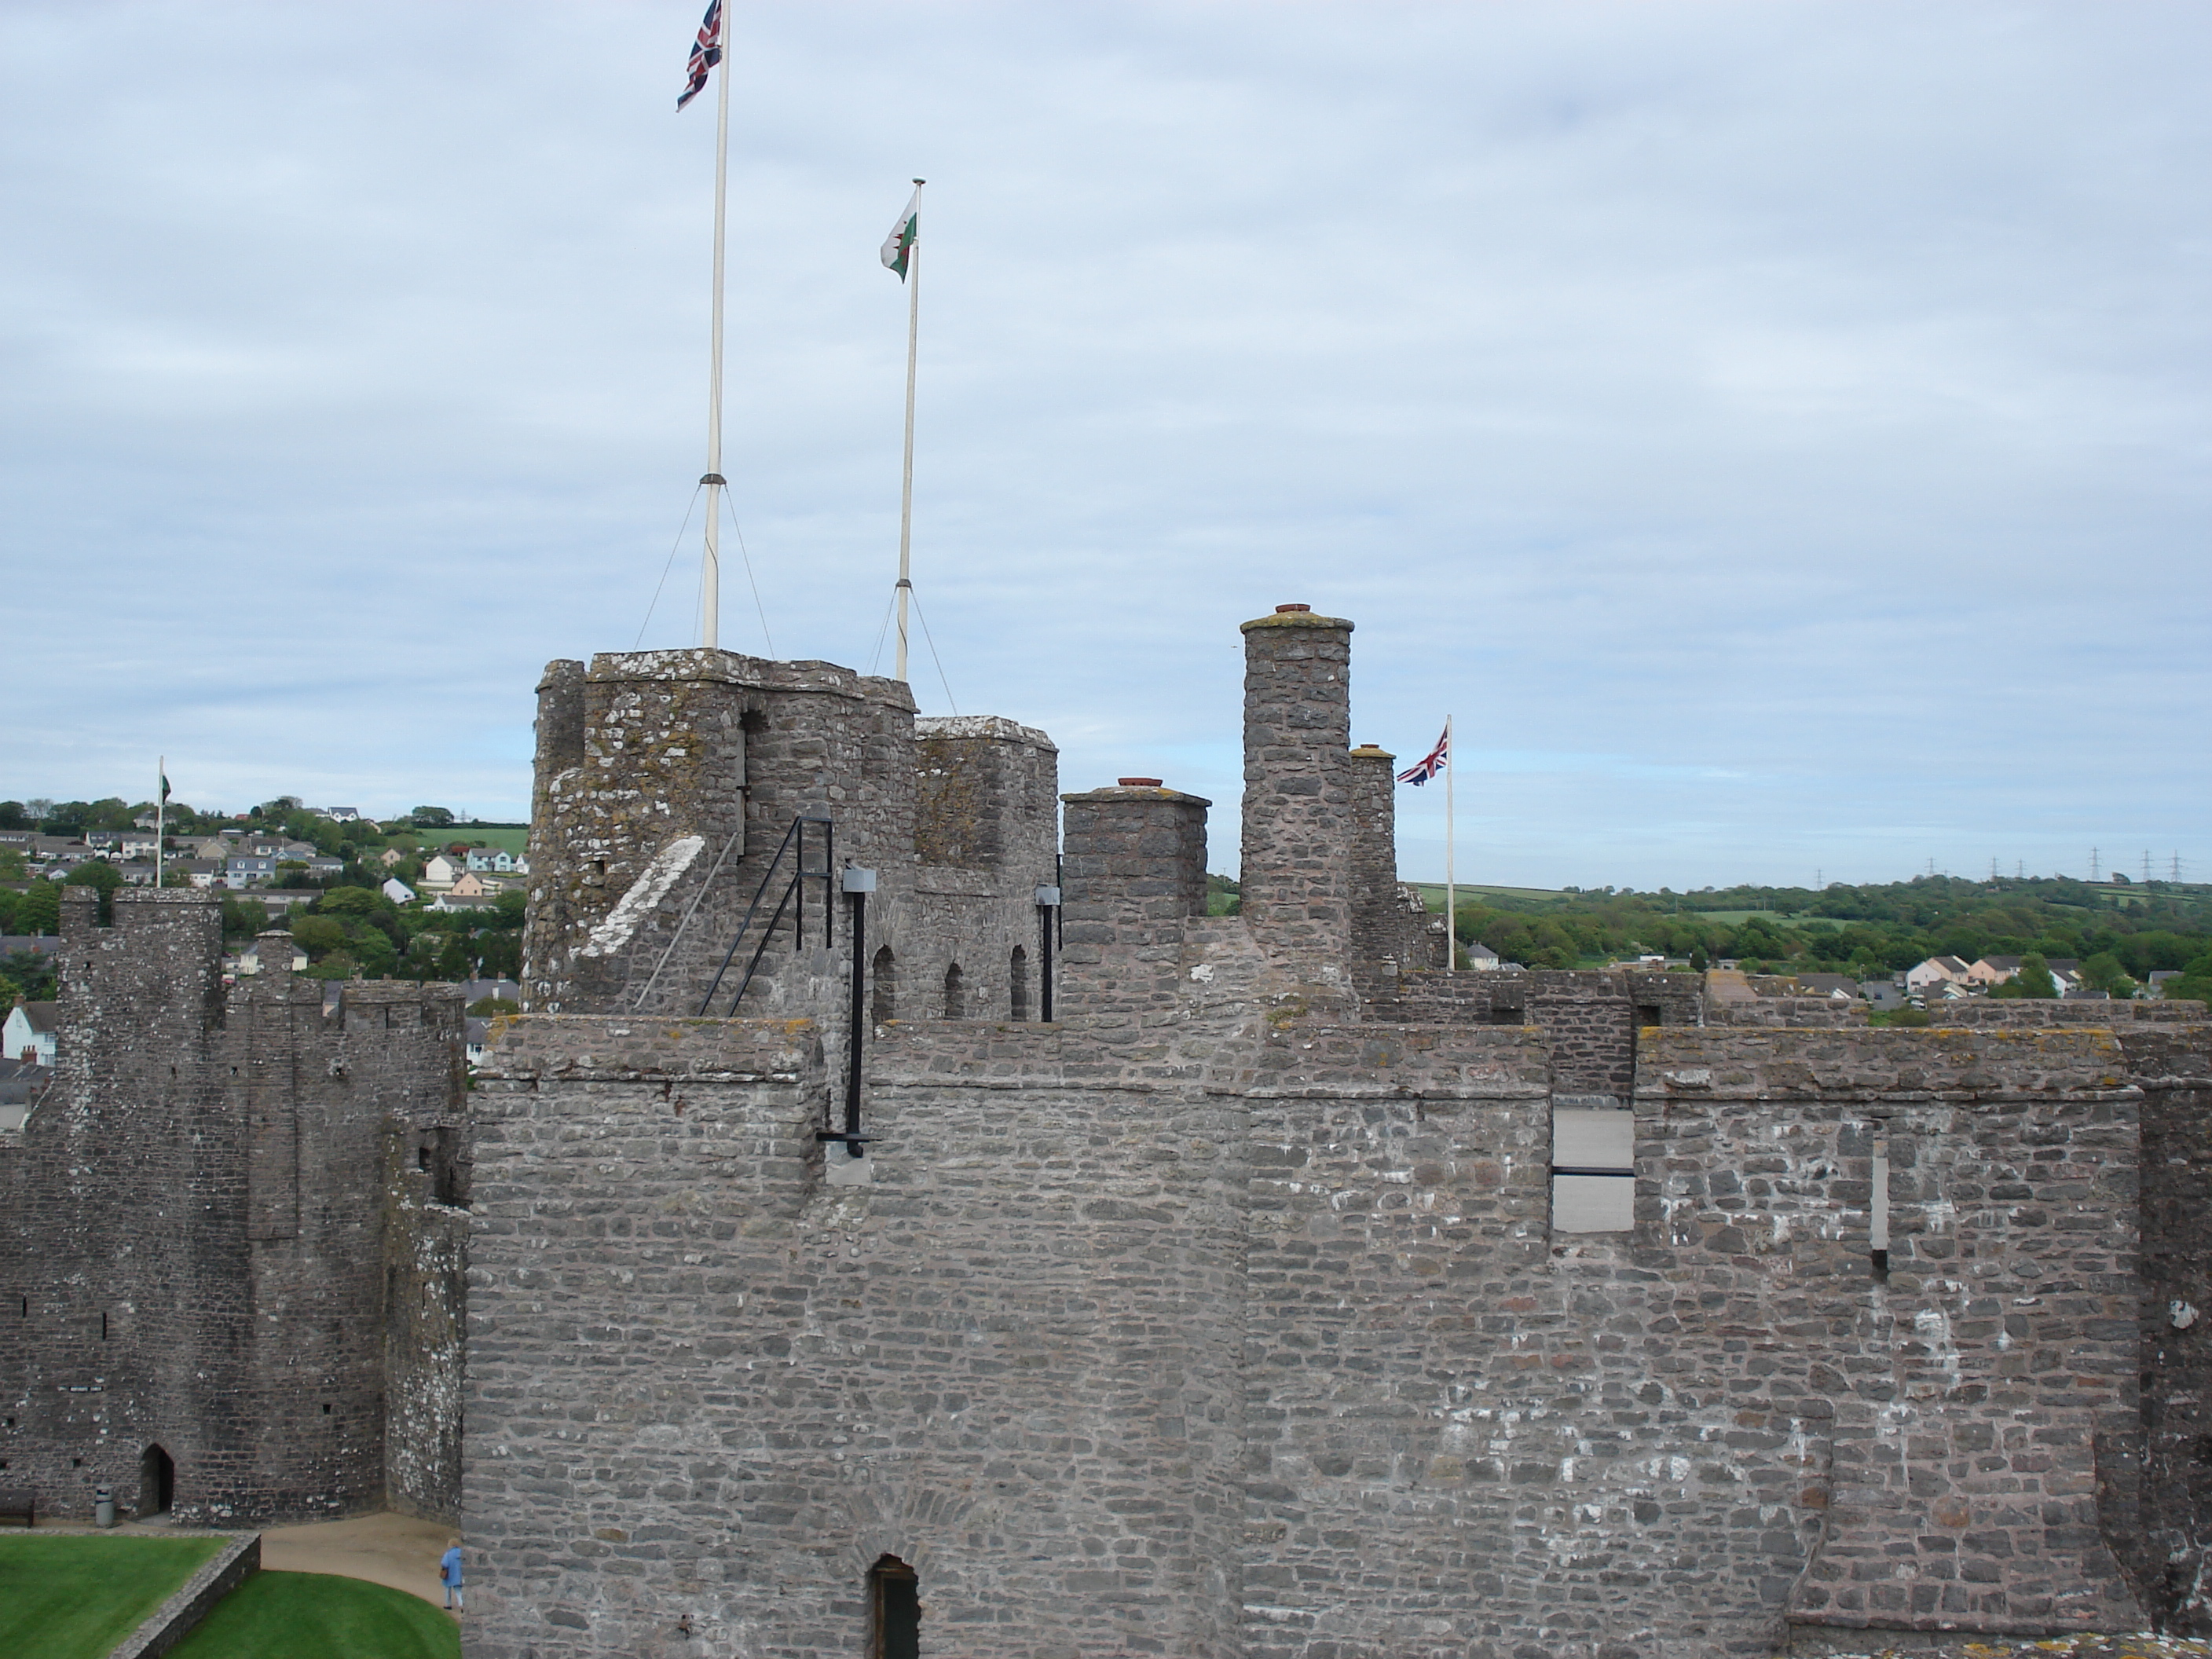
[1635,1003,1664,1028]
[1870,1137,1891,1280]
[942,963,965,1020]
[421,1126,470,1209]
[871,947,896,1026]
[1009,946,1030,1021]
[101,1311,108,1340]
[322,1402,332,1415]
[869,1554,920,1659]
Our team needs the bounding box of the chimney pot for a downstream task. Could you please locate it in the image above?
[1274,603,1311,613]
[1117,778,1164,788]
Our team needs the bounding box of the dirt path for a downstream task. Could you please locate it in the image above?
[252,1511,456,1611]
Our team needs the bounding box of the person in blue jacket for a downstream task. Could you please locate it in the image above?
[441,1537,465,1611]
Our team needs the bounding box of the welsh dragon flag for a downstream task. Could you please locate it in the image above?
[881,187,920,281]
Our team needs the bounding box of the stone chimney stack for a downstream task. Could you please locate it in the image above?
[1347,743,1412,972]
[1058,778,1210,1013]
[1238,605,1355,971]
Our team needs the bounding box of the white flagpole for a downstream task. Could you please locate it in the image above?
[894,179,925,683]
[1444,716,1455,973]
[155,757,165,890]
[699,19,732,650]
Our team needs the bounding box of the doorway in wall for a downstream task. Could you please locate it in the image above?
[869,1555,919,1659]
[139,1444,174,1517]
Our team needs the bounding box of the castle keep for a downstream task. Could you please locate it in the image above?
[0,888,468,1525]
[460,606,2212,1659]
[3,606,2207,1657]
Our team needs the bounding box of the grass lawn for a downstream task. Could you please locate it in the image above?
[168,1570,460,1659]
[0,1533,227,1659]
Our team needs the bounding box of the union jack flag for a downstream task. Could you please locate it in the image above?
[677,0,723,112]
[1396,725,1448,786]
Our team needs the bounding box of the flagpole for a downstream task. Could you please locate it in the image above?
[894,179,924,683]
[155,757,165,890]
[699,15,732,651]
[1444,715,1455,973]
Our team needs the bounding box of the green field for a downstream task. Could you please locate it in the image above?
[1408,882,1576,906]
[168,1570,460,1659]
[404,824,529,855]
[0,1533,227,1659]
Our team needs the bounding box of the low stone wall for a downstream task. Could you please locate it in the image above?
[109,1530,262,1659]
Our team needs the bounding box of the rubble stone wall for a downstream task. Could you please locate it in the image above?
[0,888,467,1525]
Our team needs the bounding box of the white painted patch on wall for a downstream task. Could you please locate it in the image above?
[581,836,705,957]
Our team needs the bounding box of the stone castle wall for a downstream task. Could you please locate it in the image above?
[460,603,2212,1659]
[522,650,1057,1044]
[0,889,467,1525]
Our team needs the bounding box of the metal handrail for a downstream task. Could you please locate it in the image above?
[696,816,833,1016]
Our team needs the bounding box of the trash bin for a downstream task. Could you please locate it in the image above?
[94,1487,115,1528]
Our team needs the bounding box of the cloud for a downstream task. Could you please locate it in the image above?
[1,1,2204,887]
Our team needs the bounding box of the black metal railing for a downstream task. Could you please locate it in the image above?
[697,816,834,1016]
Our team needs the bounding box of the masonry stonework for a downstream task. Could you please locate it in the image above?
[459,603,2212,1659]
[0,888,467,1525]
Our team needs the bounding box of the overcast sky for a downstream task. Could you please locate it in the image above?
[2,2,2204,889]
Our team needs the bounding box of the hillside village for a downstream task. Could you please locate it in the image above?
[0,799,531,1053]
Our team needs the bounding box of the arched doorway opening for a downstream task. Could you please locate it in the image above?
[872,947,896,1026]
[868,1554,920,1659]
[942,963,965,1020]
[139,1444,174,1518]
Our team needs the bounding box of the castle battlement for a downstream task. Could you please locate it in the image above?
[456,606,2212,1657]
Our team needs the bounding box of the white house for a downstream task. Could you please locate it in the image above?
[1904,956,1973,992]
[235,940,309,975]
[419,855,460,893]
[465,848,517,873]
[383,877,418,906]
[4,1001,58,1067]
